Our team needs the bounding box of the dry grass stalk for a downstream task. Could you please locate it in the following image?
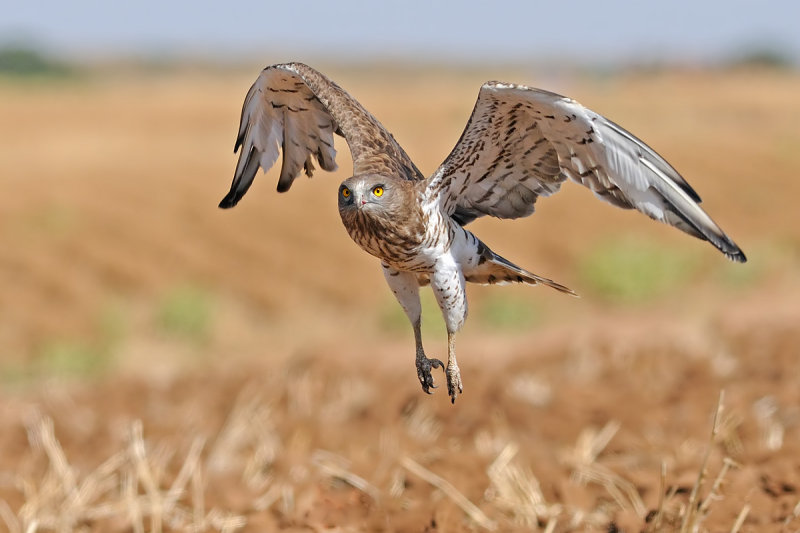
[129,420,164,533]
[28,414,77,495]
[563,420,646,519]
[574,463,647,518]
[312,449,380,502]
[542,516,558,533]
[570,420,621,466]
[124,422,247,533]
[209,386,268,469]
[279,484,294,516]
[11,412,247,533]
[207,509,248,533]
[730,504,750,533]
[648,460,668,531]
[252,485,281,512]
[403,402,442,443]
[644,466,689,533]
[387,467,406,499]
[401,456,497,531]
[0,498,21,533]
[163,437,206,516]
[207,386,279,492]
[123,465,144,533]
[486,442,560,527]
[782,499,800,529]
[19,413,81,531]
[191,454,206,528]
[715,411,744,457]
[697,457,739,517]
[680,391,724,533]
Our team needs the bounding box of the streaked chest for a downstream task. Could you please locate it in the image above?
[340,204,428,270]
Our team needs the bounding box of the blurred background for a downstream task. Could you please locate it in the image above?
[1,0,797,378]
[2,2,800,531]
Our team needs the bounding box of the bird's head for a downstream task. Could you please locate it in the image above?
[336,173,425,258]
[338,174,396,216]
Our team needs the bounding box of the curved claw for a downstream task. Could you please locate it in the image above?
[447,365,464,404]
[416,355,445,394]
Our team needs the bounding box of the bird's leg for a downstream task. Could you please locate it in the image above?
[413,318,444,394]
[381,263,444,394]
[445,330,463,403]
[430,261,468,403]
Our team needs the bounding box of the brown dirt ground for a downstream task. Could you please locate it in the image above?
[1,64,799,532]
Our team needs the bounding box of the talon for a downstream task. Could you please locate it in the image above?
[446,364,463,404]
[416,354,444,395]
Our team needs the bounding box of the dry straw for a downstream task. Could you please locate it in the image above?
[14,411,246,533]
[401,456,497,530]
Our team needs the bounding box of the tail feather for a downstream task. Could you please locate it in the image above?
[464,242,576,296]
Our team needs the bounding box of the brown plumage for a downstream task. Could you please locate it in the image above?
[337,175,426,269]
[220,63,746,403]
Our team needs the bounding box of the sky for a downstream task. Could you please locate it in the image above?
[2,0,799,66]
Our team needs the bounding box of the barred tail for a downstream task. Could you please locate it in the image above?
[464,240,576,295]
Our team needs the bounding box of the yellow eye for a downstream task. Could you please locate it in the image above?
[372,186,384,197]
[342,187,351,198]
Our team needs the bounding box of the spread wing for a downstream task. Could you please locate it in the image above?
[428,81,745,262]
[220,62,423,208]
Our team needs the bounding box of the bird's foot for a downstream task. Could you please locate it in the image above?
[416,353,444,394]
[446,363,463,404]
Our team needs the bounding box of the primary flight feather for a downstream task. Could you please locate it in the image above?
[220,63,746,403]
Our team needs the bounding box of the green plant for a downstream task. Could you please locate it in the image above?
[35,339,111,378]
[156,285,214,343]
[577,238,698,303]
[475,292,542,330]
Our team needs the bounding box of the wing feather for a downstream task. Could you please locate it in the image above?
[220,63,423,208]
[428,82,745,262]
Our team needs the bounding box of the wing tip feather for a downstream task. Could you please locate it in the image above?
[724,246,747,263]
[276,179,292,193]
[218,190,240,209]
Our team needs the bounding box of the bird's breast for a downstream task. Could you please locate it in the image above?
[339,207,429,271]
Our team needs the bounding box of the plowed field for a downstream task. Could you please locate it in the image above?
[1,64,799,532]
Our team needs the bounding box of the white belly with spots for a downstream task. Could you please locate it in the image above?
[430,253,468,333]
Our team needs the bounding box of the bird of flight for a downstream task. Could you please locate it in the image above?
[220,63,745,403]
